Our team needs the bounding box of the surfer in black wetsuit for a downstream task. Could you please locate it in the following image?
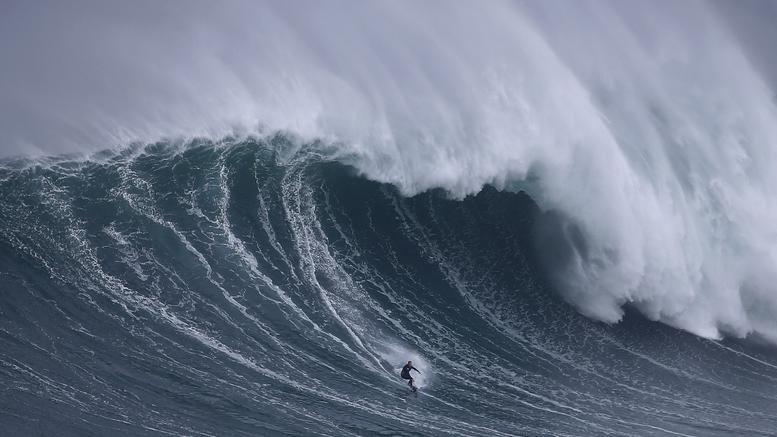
[401,361,420,391]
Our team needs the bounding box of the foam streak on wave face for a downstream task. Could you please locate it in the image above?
[2,0,777,340]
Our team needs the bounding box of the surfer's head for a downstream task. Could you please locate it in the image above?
[407,361,412,365]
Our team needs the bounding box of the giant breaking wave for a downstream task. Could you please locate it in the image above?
[3,1,777,340]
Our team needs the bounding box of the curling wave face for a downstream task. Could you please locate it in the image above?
[1,139,777,435]
[3,1,777,339]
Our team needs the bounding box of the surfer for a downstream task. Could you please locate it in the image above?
[401,361,420,391]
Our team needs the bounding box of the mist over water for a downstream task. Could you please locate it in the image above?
[3,0,777,342]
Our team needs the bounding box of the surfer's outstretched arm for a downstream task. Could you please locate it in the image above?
[412,367,420,373]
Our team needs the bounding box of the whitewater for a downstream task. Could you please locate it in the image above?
[2,1,777,435]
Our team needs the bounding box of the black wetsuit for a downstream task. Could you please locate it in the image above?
[401,364,419,387]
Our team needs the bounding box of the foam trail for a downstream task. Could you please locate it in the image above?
[2,0,777,340]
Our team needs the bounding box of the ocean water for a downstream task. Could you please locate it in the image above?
[3,1,777,435]
[1,139,776,436]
